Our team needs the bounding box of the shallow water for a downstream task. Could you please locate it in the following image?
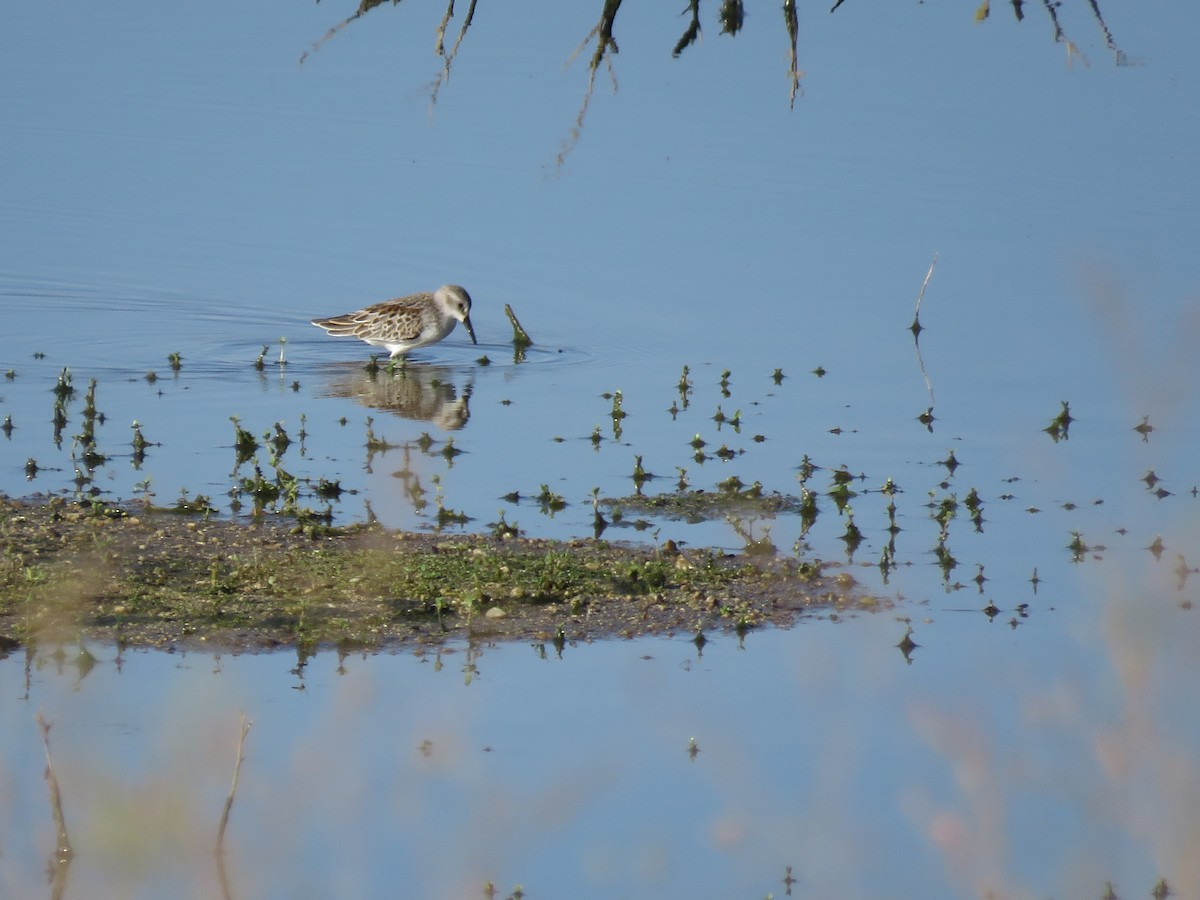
[2,588,1197,899]
[2,0,1200,896]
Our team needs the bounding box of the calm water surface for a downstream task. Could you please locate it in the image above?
[2,1,1199,896]
[2,596,1196,899]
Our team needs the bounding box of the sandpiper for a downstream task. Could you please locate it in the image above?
[311,284,477,357]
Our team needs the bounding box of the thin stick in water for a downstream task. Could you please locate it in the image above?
[912,251,938,334]
[37,713,73,865]
[216,714,253,854]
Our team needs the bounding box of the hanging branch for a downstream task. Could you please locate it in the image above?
[782,0,803,108]
[673,1,703,58]
[300,0,394,64]
[434,0,457,55]
[719,0,745,35]
[1083,0,1129,65]
[1039,0,1086,65]
[557,0,624,166]
[566,0,622,76]
[430,0,480,110]
[301,0,1124,158]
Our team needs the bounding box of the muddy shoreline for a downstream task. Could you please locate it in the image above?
[0,495,886,653]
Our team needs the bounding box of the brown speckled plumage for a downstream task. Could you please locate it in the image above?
[311,284,477,358]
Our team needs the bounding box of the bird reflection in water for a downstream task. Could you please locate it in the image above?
[319,363,472,431]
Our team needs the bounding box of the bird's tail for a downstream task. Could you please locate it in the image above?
[310,315,361,336]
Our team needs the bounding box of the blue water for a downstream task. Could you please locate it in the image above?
[2,1,1199,896]
[2,591,1197,899]
[4,2,1198,560]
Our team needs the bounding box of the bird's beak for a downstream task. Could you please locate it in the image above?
[462,313,477,345]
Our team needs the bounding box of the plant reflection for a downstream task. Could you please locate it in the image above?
[37,713,74,900]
